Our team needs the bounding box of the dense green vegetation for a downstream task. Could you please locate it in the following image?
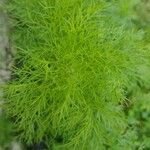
[1,0,150,149]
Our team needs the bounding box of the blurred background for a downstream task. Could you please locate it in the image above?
[0,0,150,149]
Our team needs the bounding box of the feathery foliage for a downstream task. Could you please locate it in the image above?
[4,0,150,149]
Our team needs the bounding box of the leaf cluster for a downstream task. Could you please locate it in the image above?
[4,0,150,149]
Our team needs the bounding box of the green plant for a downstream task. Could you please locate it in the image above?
[4,0,150,149]
[127,91,150,149]
[0,116,12,147]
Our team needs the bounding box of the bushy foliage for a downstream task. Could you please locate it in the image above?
[126,1,150,149]
[4,0,150,149]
